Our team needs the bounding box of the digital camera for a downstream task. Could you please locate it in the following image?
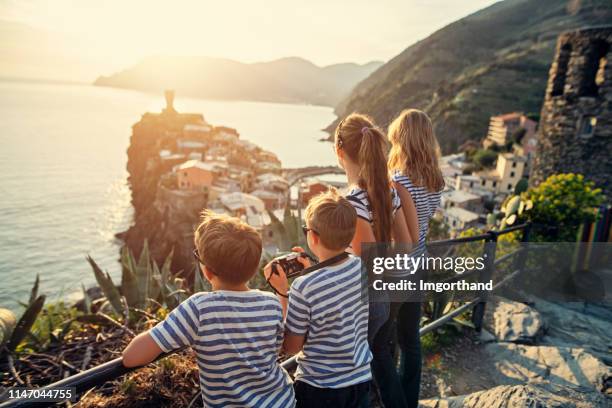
[271,252,315,276]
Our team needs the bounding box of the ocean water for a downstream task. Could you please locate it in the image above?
[0,80,337,311]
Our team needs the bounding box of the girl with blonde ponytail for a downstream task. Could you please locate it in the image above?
[334,113,411,408]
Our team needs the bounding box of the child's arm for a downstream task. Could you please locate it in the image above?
[282,279,311,355]
[350,218,377,256]
[122,295,200,368]
[122,331,163,367]
[282,333,306,355]
[263,261,289,318]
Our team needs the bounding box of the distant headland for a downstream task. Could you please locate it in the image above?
[94,56,383,107]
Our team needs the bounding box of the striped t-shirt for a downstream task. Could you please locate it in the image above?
[285,256,372,388]
[392,170,442,247]
[150,291,295,408]
[345,186,402,223]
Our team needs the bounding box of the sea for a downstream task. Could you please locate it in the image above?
[0,79,338,311]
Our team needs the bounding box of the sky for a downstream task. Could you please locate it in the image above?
[0,0,499,82]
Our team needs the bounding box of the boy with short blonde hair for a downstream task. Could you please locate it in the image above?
[265,189,371,408]
[123,211,295,408]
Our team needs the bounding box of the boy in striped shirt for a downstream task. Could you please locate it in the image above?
[122,211,295,408]
[265,190,372,407]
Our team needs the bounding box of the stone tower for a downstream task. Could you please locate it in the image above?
[531,26,611,199]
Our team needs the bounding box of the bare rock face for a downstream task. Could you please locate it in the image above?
[485,343,611,395]
[533,300,612,365]
[492,300,545,344]
[419,383,609,408]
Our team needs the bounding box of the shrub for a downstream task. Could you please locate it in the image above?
[522,173,604,241]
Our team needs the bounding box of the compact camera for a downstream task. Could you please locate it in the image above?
[271,252,316,276]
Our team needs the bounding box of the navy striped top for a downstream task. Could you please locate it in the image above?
[150,291,295,408]
[392,170,442,247]
[345,186,402,223]
[285,256,372,388]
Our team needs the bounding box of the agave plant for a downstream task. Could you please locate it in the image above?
[486,195,533,231]
[87,241,188,319]
[0,275,46,356]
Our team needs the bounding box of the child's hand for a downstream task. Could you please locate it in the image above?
[264,261,289,296]
[292,246,312,268]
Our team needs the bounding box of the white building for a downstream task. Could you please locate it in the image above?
[444,207,480,231]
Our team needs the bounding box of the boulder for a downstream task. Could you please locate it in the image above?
[419,383,609,408]
[485,343,611,394]
[531,300,612,365]
[491,299,545,344]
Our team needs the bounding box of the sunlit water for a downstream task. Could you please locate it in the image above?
[0,80,337,311]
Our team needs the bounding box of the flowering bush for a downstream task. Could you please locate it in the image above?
[522,173,604,241]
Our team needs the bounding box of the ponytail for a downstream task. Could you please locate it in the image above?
[359,128,393,242]
[335,113,393,242]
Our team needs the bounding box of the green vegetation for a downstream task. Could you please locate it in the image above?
[470,149,497,169]
[520,173,604,241]
[0,275,46,357]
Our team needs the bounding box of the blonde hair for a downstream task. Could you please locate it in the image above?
[335,113,393,242]
[305,189,356,250]
[194,210,262,284]
[388,109,444,192]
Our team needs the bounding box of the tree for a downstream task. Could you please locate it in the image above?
[472,149,497,168]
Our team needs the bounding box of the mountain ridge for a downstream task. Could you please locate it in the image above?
[328,0,612,152]
[94,56,383,107]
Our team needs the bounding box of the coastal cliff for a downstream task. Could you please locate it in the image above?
[120,91,283,279]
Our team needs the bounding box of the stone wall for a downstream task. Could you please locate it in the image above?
[531,26,612,201]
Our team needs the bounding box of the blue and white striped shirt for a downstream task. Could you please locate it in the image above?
[392,171,441,248]
[285,256,372,389]
[150,291,295,408]
[345,186,402,223]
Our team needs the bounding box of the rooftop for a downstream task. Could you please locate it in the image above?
[174,159,217,172]
[443,189,481,203]
[446,206,480,223]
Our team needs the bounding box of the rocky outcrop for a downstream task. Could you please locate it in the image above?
[486,343,610,394]
[423,297,612,407]
[419,383,609,408]
[491,299,545,344]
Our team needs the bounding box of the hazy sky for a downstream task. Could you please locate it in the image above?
[0,0,499,81]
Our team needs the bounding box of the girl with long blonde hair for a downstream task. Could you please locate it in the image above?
[387,109,444,407]
[334,113,411,408]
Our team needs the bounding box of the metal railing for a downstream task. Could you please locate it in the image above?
[0,223,530,408]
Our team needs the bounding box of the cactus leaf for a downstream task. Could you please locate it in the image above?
[505,196,521,215]
[8,295,45,352]
[87,255,123,315]
[81,284,91,314]
[506,214,517,225]
[120,246,138,307]
[518,201,525,216]
[28,274,40,306]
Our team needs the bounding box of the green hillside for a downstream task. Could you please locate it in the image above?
[330,0,612,152]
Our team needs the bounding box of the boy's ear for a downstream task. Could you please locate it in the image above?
[202,265,214,282]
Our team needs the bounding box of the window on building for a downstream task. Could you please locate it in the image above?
[493,181,497,188]
[452,220,456,227]
[508,184,513,191]
[578,116,597,138]
[579,39,609,97]
[510,171,515,178]
[481,180,485,186]
[551,43,572,97]
[512,161,517,168]
[470,182,474,188]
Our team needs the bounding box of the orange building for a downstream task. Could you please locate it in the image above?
[175,160,216,191]
[300,179,330,206]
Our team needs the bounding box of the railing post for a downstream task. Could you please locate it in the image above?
[471,230,498,332]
